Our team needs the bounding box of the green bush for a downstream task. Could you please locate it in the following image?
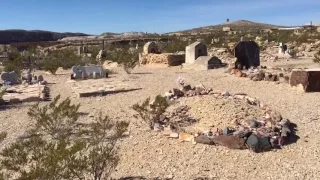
[3,51,23,76]
[0,95,128,180]
[106,46,139,74]
[132,95,169,129]
[160,39,189,53]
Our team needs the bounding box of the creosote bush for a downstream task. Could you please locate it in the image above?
[106,46,140,74]
[132,95,169,129]
[314,50,320,63]
[43,49,82,74]
[0,95,128,180]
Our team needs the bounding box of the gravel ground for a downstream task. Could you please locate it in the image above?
[1,60,320,180]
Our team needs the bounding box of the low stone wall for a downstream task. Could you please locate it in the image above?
[139,53,185,66]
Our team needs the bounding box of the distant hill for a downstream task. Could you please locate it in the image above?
[168,20,290,34]
[101,31,146,38]
[0,29,90,44]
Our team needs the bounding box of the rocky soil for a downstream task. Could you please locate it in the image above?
[1,59,320,179]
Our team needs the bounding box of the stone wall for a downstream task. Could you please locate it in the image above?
[140,53,185,66]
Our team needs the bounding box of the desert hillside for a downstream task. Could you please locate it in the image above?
[170,20,289,34]
[0,29,89,44]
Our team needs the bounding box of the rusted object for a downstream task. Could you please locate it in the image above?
[290,69,320,92]
[212,135,247,149]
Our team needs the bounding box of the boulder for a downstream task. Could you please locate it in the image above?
[212,135,247,149]
[103,61,119,70]
[195,135,215,145]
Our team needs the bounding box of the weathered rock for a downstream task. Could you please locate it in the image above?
[236,71,243,77]
[252,77,259,81]
[195,135,215,145]
[212,135,247,149]
[234,95,245,100]
[169,132,179,138]
[179,132,194,142]
[246,134,271,153]
[38,75,44,82]
[153,123,162,132]
[183,85,192,91]
[172,88,184,97]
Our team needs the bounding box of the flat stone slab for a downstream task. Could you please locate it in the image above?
[2,84,48,103]
[290,69,320,92]
[67,78,140,98]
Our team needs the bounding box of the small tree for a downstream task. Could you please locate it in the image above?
[0,95,128,180]
[3,49,23,76]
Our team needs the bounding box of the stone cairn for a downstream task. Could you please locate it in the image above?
[149,77,295,153]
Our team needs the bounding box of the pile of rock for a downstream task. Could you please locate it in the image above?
[149,82,296,153]
[22,71,47,85]
[227,67,290,83]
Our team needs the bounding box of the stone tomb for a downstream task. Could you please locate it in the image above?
[71,66,107,79]
[143,41,159,54]
[185,41,207,64]
[290,69,320,92]
[0,71,20,85]
[183,56,226,71]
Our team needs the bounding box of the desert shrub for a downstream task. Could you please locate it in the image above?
[0,95,128,180]
[132,95,168,129]
[43,49,83,74]
[288,48,298,58]
[106,46,139,74]
[0,132,6,143]
[3,51,23,77]
[160,39,189,53]
[314,50,320,63]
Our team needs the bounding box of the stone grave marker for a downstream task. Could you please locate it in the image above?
[1,71,20,84]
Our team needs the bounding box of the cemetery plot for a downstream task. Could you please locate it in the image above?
[67,78,140,97]
[2,84,49,104]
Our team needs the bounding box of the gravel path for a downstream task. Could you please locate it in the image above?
[1,60,320,180]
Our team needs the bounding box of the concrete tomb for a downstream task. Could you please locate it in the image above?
[71,65,106,80]
[185,41,208,64]
[183,56,225,71]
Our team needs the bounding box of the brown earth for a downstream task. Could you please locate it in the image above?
[1,59,320,179]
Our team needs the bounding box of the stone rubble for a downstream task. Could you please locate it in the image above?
[226,66,291,83]
[147,80,296,153]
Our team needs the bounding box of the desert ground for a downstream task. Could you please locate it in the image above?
[1,58,320,180]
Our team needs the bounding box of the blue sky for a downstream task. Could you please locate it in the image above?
[1,0,319,35]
